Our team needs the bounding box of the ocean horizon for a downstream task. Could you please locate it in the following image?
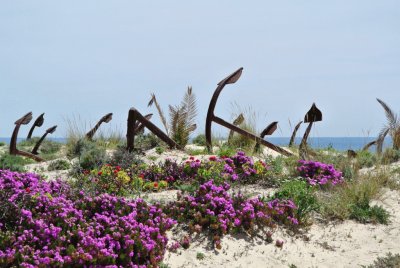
[0,137,393,152]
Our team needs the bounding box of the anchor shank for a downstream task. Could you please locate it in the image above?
[213,116,292,156]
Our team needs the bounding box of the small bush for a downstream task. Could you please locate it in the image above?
[381,148,400,164]
[192,134,207,146]
[38,140,62,155]
[319,172,389,222]
[349,194,390,224]
[109,147,143,169]
[47,159,71,171]
[356,150,377,168]
[0,142,5,147]
[0,155,34,172]
[364,252,400,268]
[67,139,108,170]
[271,179,319,225]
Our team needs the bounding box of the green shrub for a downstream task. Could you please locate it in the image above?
[271,179,319,225]
[38,140,62,155]
[0,155,34,172]
[381,148,400,164]
[110,147,143,169]
[349,194,390,224]
[79,146,108,170]
[216,144,237,158]
[319,172,390,221]
[192,134,206,146]
[134,133,162,150]
[356,150,377,168]
[67,139,108,170]
[47,159,71,171]
[0,142,5,147]
[364,252,400,268]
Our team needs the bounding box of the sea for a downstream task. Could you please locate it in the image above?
[0,137,393,152]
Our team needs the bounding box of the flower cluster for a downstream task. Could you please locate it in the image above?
[297,160,344,186]
[79,152,271,196]
[0,170,175,267]
[165,180,298,248]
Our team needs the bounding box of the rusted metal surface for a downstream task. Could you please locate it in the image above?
[205,68,292,156]
[86,113,113,140]
[205,68,243,151]
[362,140,377,151]
[134,113,153,135]
[27,113,44,140]
[289,121,302,147]
[10,112,44,162]
[299,103,322,159]
[32,126,57,155]
[228,113,244,144]
[254,121,278,153]
[126,108,178,152]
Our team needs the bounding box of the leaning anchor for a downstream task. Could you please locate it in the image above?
[86,113,113,140]
[288,121,302,147]
[31,126,57,155]
[126,108,178,152]
[10,112,44,162]
[205,68,292,156]
[299,103,322,159]
[27,113,45,140]
[254,121,278,153]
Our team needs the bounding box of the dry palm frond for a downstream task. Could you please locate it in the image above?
[148,93,169,135]
[376,129,389,154]
[377,98,398,129]
[377,98,400,150]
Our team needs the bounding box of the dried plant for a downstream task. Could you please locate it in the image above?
[377,98,400,150]
[148,87,197,147]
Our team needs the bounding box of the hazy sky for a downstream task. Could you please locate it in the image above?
[1,1,400,139]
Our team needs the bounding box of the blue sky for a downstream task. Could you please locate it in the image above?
[1,1,399,138]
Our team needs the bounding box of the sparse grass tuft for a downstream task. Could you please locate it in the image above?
[319,171,391,223]
[364,252,400,268]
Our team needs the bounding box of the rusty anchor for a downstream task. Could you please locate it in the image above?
[126,108,178,152]
[254,121,278,153]
[289,121,303,147]
[205,68,292,156]
[299,103,322,159]
[86,113,113,140]
[134,113,153,135]
[27,113,45,140]
[31,126,57,155]
[227,113,245,144]
[10,112,44,162]
[362,140,377,151]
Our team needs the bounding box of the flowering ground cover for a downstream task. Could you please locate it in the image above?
[165,180,298,249]
[0,170,175,267]
[297,160,344,187]
[76,152,273,196]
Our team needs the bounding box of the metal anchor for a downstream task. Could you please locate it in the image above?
[288,121,302,147]
[31,126,57,155]
[126,108,178,152]
[254,121,278,153]
[86,113,113,140]
[27,113,44,140]
[9,112,44,162]
[299,103,322,159]
[205,68,292,156]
